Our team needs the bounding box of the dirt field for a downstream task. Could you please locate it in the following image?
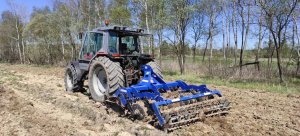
[0,63,299,136]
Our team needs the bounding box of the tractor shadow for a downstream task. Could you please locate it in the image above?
[76,86,126,116]
[75,85,90,96]
[73,86,164,131]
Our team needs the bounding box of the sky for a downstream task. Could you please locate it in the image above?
[0,0,52,18]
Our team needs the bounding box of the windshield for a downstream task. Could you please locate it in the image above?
[109,32,141,54]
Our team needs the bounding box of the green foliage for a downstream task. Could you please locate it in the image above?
[109,0,131,26]
[0,0,299,84]
[160,41,172,56]
[0,10,24,63]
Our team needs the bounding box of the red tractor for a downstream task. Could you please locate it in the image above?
[64,25,231,132]
[64,26,162,102]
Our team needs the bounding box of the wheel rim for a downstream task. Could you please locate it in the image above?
[92,65,108,95]
[66,70,73,89]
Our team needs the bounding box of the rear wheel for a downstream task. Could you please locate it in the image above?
[88,57,125,102]
[64,64,83,92]
[147,61,163,78]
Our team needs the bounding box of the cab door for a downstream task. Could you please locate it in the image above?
[79,32,103,70]
[80,32,103,60]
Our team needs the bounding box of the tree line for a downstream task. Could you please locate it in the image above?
[0,0,299,82]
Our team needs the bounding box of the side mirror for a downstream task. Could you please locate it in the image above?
[78,32,83,40]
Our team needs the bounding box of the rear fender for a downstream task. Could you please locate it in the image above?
[88,52,108,69]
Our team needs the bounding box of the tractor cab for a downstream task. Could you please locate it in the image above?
[79,26,151,61]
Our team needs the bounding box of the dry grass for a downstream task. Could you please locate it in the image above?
[161,56,300,94]
[161,56,298,81]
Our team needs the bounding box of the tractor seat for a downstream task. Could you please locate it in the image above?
[120,43,128,54]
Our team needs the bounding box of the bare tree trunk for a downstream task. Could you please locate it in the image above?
[192,44,196,62]
[226,11,229,61]
[175,21,184,75]
[267,33,272,77]
[61,34,65,62]
[15,18,23,64]
[88,0,91,30]
[158,44,161,66]
[234,23,238,65]
[222,10,226,59]
[297,50,300,75]
[239,1,250,77]
[276,46,283,82]
[181,54,184,74]
[151,35,155,56]
[151,5,155,57]
[144,0,151,55]
[192,22,197,63]
[203,16,213,62]
[286,20,295,69]
[243,3,250,53]
[158,30,162,67]
[225,8,229,75]
[256,14,262,71]
[209,16,214,74]
[182,31,186,74]
[270,29,283,82]
[21,37,25,63]
[239,5,245,77]
[177,54,183,74]
[10,41,14,56]
[209,33,213,74]
[232,0,237,65]
[43,37,52,64]
[95,0,102,20]
[65,30,75,60]
[292,14,300,75]
[202,36,209,62]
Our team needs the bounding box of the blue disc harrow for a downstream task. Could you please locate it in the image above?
[113,65,231,131]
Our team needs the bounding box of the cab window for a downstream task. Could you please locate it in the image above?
[121,36,138,53]
[109,32,140,54]
[80,32,103,60]
[109,32,119,54]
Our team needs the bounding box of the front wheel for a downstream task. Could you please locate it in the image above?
[64,64,83,92]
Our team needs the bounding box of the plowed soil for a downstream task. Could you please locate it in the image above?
[0,63,299,136]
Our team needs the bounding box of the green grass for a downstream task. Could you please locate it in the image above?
[163,71,300,94]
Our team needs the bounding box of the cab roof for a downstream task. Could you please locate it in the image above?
[92,26,151,36]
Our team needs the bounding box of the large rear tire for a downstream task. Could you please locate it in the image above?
[88,57,125,102]
[147,61,163,78]
[64,64,83,92]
